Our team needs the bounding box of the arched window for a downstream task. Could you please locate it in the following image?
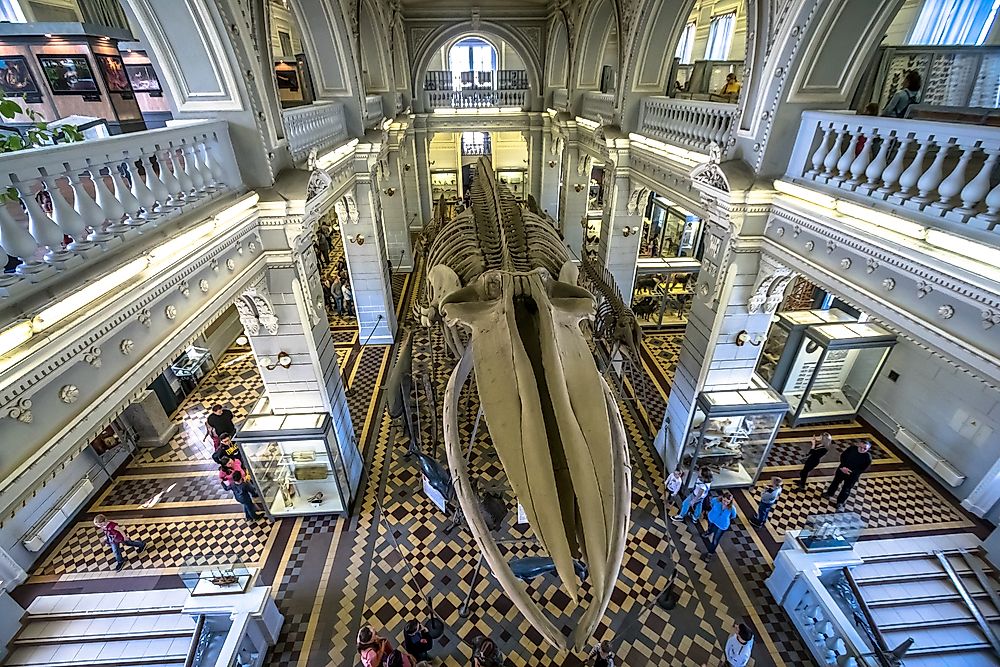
[448,37,497,91]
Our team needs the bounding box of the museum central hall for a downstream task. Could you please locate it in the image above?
[0,0,999,666]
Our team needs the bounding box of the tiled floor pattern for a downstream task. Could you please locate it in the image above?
[92,471,233,510]
[761,433,900,471]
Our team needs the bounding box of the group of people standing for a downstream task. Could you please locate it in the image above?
[316,221,355,318]
[356,623,438,667]
[206,404,266,522]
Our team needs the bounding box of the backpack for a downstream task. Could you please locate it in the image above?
[360,648,379,667]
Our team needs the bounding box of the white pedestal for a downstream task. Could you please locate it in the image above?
[123,389,179,448]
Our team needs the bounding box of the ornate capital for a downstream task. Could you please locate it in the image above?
[748,255,796,315]
[236,286,279,336]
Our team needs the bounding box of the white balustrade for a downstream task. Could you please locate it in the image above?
[364,95,384,128]
[423,89,527,110]
[0,119,237,290]
[638,96,736,154]
[281,102,348,164]
[787,110,1000,231]
[580,91,615,123]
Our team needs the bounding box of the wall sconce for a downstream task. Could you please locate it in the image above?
[574,183,585,193]
[735,330,763,347]
[548,160,556,168]
[622,226,640,237]
[260,351,292,370]
[349,234,365,245]
[384,187,396,197]
[403,164,412,171]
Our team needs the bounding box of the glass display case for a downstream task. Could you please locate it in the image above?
[757,309,856,386]
[583,213,601,260]
[784,322,897,427]
[430,170,459,201]
[235,409,348,518]
[496,169,526,200]
[797,512,864,552]
[682,380,788,489]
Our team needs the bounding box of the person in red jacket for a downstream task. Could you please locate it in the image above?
[93,514,146,571]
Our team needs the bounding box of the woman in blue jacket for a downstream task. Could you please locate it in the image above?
[702,491,737,559]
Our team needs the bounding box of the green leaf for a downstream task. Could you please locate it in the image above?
[0,99,21,119]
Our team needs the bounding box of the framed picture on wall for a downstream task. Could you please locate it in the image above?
[0,56,42,102]
[96,54,131,93]
[274,64,300,91]
[123,62,162,94]
[36,54,99,94]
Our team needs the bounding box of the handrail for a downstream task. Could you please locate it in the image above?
[184,614,206,667]
[937,551,1000,657]
[839,567,906,667]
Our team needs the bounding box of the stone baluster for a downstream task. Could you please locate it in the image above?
[69,167,112,243]
[834,128,857,181]
[170,144,195,198]
[809,125,834,176]
[934,143,977,211]
[201,139,226,188]
[142,152,171,212]
[129,153,157,220]
[41,170,91,251]
[108,159,143,226]
[88,159,127,235]
[822,126,846,178]
[865,131,893,190]
[182,141,206,193]
[913,140,951,205]
[157,147,184,205]
[13,177,67,265]
[848,130,875,186]
[877,135,913,196]
[895,137,932,200]
[0,203,42,275]
[978,180,1000,227]
[959,148,1000,216]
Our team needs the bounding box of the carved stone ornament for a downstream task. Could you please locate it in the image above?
[804,240,814,251]
[59,384,79,404]
[248,240,257,253]
[866,258,879,274]
[211,258,219,272]
[178,279,190,297]
[199,279,210,293]
[236,287,279,336]
[343,193,360,223]
[137,308,151,327]
[83,346,102,368]
[917,280,933,298]
[625,186,649,215]
[747,256,796,315]
[775,226,785,237]
[120,338,134,355]
[826,240,836,254]
[882,278,896,291]
[226,258,235,271]
[306,165,332,202]
[938,304,955,319]
[840,258,852,270]
[982,310,1000,329]
[792,225,801,237]
[165,305,177,320]
[7,397,31,423]
[237,243,244,255]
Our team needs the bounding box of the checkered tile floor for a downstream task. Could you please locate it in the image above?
[762,434,898,470]
[93,472,234,509]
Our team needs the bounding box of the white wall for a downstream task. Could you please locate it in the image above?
[862,338,1000,517]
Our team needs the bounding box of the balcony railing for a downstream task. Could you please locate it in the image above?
[423,70,528,91]
[281,102,348,164]
[461,137,491,156]
[639,97,736,154]
[787,110,1000,232]
[580,91,614,123]
[364,95,383,129]
[425,89,527,110]
[0,120,238,296]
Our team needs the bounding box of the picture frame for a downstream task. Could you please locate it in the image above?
[123,62,162,94]
[274,63,300,92]
[0,55,41,101]
[36,54,99,95]
[96,54,131,93]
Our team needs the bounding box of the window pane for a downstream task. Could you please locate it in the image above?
[705,12,736,60]
[909,0,1000,46]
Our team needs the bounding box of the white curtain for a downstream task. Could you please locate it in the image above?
[675,22,696,64]
[705,12,736,60]
[910,0,1000,45]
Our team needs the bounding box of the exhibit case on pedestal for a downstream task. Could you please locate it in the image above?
[682,380,788,489]
[235,407,349,518]
[783,322,896,427]
[797,512,864,552]
[756,309,856,386]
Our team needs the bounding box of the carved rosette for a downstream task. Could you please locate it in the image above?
[199,279,210,293]
[165,305,177,320]
[137,308,151,327]
[226,258,235,271]
[120,339,134,355]
[7,397,31,423]
[983,310,1000,329]
[59,385,79,404]
[83,346,102,368]
[178,279,190,297]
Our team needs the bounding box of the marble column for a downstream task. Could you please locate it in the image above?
[413,122,433,223]
[378,147,414,272]
[559,146,591,260]
[399,132,423,229]
[123,389,179,448]
[656,194,792,468]
[597,165,643,299]
[526,127,544,205]
[338,166,397,345]
[238,233,360,500]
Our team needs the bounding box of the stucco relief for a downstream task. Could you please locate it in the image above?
[748,255,796,314]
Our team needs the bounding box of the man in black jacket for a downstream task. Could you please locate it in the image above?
[824,441,872,510]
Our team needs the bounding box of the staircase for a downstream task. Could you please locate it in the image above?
[850,548,1000,666]
[2,589,197,667]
